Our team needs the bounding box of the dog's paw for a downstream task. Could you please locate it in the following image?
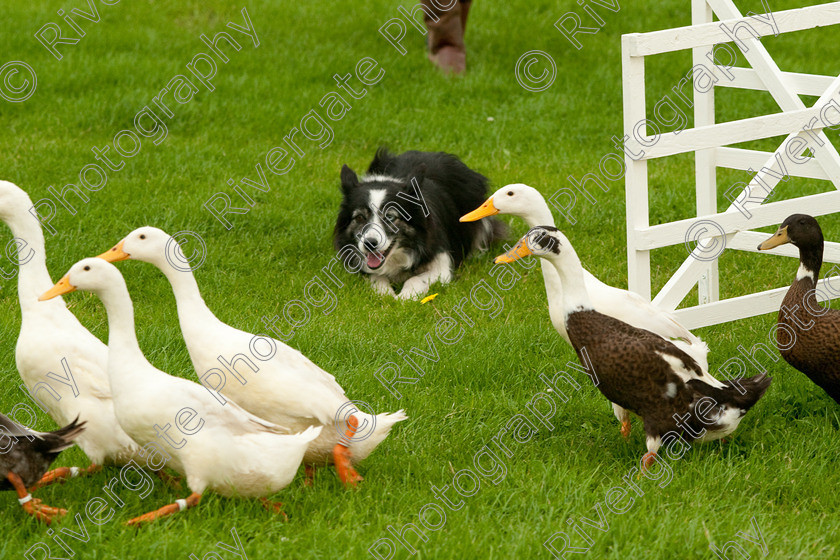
[397,278,429,300]
[370,277,396,297]
[396,290,421,301]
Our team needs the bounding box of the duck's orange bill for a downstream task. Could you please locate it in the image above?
[757,226,790,251]
[460,198,498,222]
[97,240,130,262]
[494,240,532,264]
[39,275,75,301]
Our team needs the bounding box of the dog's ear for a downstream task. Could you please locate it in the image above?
[368,147,392,174]
[340,164,359,193]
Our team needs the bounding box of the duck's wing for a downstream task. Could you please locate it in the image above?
[586,278,699,343]
[582,275,711,372]
[787,307,840,400]
[567,310,707,402]
[275,342,348,398]
[225,399,296,435]
[218,322,349,401]
[163,373,296,437]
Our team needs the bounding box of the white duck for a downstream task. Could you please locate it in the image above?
[0,181,142,484]
[98,227,407,487]
[495,227,771,467]
[461,184,711,437]
[40,258,321,525]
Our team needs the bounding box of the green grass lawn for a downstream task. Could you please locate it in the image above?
[2,0,840,558]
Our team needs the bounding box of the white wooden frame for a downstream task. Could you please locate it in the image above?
[623,0,840,328]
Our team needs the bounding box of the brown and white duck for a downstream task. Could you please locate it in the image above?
[462,183,711,439]
[758,214,840,403]
[1,413,85,524]
[496,226,772,466]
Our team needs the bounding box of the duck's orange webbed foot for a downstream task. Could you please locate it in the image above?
[641,451,657,470]
[620,420,631,439]
[333,445,364,487]
[154,469,182,490]
[23,497,67,524]
[259,498,288,521]
[304,464,318,487]
[332,415,364,488]
[8,472,67,525]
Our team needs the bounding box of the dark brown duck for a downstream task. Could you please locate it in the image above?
[758,213,840,404]
[1,413,85,524]
[497,226,772,469]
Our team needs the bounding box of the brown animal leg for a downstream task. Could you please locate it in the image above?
[422,0,467,74]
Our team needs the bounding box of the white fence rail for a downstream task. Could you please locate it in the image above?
[623,0,840,328]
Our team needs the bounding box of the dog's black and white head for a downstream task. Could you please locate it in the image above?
[333,164,430,283]
[333,148,502,299]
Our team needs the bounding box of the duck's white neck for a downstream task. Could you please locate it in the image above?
[98,280,153,368]
[520,202,556,230]
[4,210,66,314]
[542,247,593,316]
[519,204,568,333]
[153,258,220,330]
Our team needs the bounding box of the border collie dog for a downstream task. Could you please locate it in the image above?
[333,149,505,299]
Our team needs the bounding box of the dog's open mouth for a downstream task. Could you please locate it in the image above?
[366,244,393,270]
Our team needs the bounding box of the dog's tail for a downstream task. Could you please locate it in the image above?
[489,218,508,241]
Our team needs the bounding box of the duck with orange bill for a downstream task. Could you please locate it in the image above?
[0,180,143,488]
[757,214,840,404]
[461,184,711,439]
[40,258,321,525]
[494,226,772,468]
[96,226,407,488]
[1,413,85,524]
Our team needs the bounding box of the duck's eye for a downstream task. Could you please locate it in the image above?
[139,234,146,240]
[507,191,514,196]
[83,265,90,271]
